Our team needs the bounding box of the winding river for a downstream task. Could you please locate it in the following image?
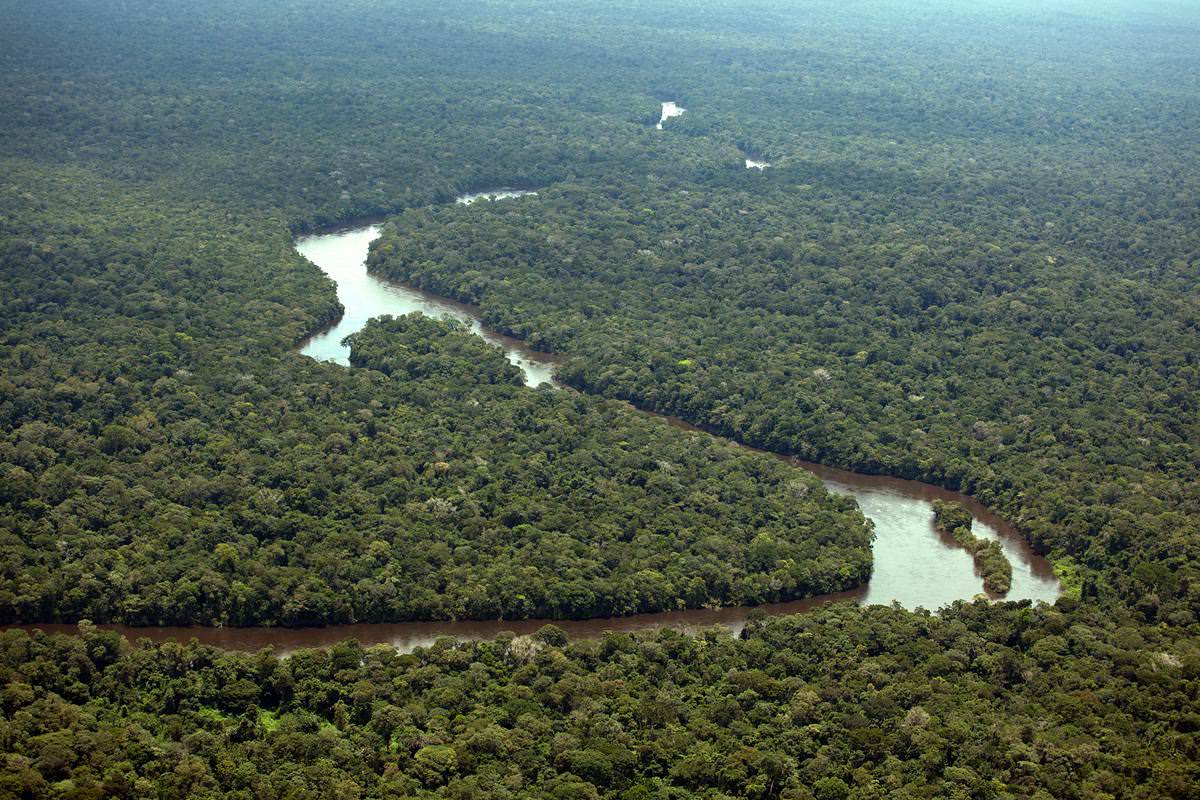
[297,222,558,387]
[8,199,1058,654]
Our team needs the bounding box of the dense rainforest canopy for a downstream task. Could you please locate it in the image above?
[0,2,876,628]
[2,602,1198,800]
[370,149,1200,610]
[1,0,1199,797]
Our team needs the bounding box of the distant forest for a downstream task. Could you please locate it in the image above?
[1,0,1198,797]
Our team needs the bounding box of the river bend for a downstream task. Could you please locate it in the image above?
[6,198,1059,654]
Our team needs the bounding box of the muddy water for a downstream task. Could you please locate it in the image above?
[294,223,1058,618]
[656,414,1057,608]
[297,218,558,387]
[7,219,1059,655]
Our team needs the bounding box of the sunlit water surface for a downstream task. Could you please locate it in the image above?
[5,209,1059,655]
[656,101,685,129]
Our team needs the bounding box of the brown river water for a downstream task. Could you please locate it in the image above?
[7,195,1058,655]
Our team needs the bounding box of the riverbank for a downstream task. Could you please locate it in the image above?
[1,206,1060,652]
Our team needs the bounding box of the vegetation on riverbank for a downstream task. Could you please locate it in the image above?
[932,501,1012,596]
[2,0,1200,794]
[370,169,1199,616]
[0,0,893,627]
[0,242,871,624]
[3,599,1197,799]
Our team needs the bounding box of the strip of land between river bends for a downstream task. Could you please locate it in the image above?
[932,499,1014,596]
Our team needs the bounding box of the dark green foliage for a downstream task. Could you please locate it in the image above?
[933,501,1012,595]
[0,243,871,624]
[1,1,894,626]
[931,502,974,538]
[2,602,1198,799]
[370,169,1200,615]
[2,0,1200,792]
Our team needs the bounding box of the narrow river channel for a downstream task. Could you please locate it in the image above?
[8,198,1059,655]
[293,206,1059,614]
